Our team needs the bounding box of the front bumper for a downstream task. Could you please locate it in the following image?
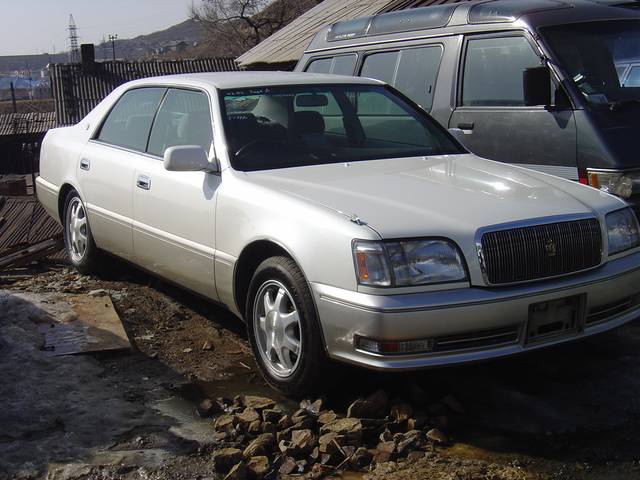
[312,251,640,371]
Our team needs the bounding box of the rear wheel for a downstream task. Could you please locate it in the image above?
[246,256,328,397]
[63,190,100,274]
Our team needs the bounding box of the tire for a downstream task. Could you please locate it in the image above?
[246,256,329,397]
[63,189,100,274]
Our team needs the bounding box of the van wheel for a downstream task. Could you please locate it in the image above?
[63,190,100,274]
[246,256,328,397]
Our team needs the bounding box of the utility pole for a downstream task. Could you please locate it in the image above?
[108,34,118,61]
[10,82,17,113]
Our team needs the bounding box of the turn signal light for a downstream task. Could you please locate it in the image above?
[355,336,434,355]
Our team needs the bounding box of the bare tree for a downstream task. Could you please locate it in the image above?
[191,0,322,57]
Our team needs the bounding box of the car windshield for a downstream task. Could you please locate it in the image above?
[220,84,462,171]
[542,20,640,107]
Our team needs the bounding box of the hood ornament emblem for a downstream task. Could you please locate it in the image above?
[545,239,557,257]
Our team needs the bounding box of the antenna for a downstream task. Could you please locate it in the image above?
[68,14,80,63]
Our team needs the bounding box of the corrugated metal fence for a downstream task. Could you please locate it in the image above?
[50,58,239,125]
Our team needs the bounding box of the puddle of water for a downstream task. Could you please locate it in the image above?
[152,396,216,444]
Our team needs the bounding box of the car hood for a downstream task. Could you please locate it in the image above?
[243,154,605,239]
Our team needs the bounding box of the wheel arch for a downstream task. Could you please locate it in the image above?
[58,183,79,222]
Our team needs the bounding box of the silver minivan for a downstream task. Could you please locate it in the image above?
[295,0,640,216]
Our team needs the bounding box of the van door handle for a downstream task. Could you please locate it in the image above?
[79,158,90,171]
[457,122,475,130]
[136,175,151,190]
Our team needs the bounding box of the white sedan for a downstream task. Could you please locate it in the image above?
[36,72,640,396]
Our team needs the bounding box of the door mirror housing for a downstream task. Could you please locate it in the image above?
[523,66,552,107]
[447,128,467,146]
[163,145,219,173]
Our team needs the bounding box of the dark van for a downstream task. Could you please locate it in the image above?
[295,0,640,214]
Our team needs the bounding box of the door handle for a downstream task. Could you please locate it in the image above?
[457,122,475,131]
[136,175,151,190]
[79,158,90,171]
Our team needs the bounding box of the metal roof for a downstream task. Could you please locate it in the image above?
[0,112,57,137]
[236,0,474,67]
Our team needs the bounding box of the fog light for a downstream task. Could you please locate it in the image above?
[355,336,434,355]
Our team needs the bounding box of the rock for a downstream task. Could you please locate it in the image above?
[59,311,78,323]
[213,448,243,473]
[214,414,237,431]
[277,415,292,430]
[291,429,317,454]
[300,399,323,415]
[246,456,270,480]
[395,431,421,455]
[390,403,413,423]
[407,451,426,462]
[234,395,244,407]
[243,395,276,410]
[124,308,137,316]
[196,398,221,418]
[262,409,283,423]
[262,421,277,434]
[279,439,295,456]
[238,408,260,426]
[352,447,373,468]
[374,441,396,463]
[347,390,389,419]
[441,394,465,414]
[320,417,362,435]
[248,419,262,434]
[317,410,337,426]
[291,408,312,424]
[244,433,276,458]
[426,427,448,444]
[318,432,339,454]
[407,417,429,431]
[224,462,247,480]
[202,340,214,351]
[88,289,108,297]
[182,347,193,353]
[278,456,297,475]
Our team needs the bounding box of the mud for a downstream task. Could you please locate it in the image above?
[1,260,640,479]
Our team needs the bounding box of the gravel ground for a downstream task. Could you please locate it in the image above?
[2,259,640,480]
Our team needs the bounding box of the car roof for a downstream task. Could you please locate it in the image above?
[124,71,384,90]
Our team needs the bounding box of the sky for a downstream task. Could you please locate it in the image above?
[0,0,196,56]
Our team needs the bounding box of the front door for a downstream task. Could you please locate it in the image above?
[132,88,220,299]
[449,34,578,180]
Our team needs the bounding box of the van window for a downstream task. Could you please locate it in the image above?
[147,89,213,157]
[305,55,357,76]
[462,36,541,106]
[360,46,443,111]
[625,66,640,87]
[97,88,165,151]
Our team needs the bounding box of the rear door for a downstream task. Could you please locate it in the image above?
[78,87,165,260]
[449,34,578,180]
[132,87,220,299]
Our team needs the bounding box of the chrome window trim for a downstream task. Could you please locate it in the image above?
[474,213,604,287]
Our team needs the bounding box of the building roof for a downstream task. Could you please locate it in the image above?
[125,71,382,90]
[236,0,474,67]
[0,112,57,137]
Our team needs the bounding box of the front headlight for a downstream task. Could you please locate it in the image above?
[353,239,467,287]
[587,170,639,199]
[606,207,640,255]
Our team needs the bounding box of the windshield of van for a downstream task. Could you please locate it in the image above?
[542,20,640,108]
[220,84,463,171]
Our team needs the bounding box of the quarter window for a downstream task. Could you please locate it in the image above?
[360,46,443,111]
[305,55,357,76]
[462,36,542,106]
[147,89,213,157]
[97,88,165,151]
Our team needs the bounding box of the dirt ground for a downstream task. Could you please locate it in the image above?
[2,259,640,480]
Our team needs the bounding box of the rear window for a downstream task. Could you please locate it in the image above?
[305,55,357,76]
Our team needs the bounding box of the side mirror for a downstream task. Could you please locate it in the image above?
[448,128,467,146]
[523,66,552,107]
[163,145,219,173]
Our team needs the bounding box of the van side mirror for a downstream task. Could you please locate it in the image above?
[523,66,552,107]
[163,145,219,173]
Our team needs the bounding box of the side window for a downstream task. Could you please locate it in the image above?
[624,66,640,87]
[360,46,443,111]
[305,55,357,76]
[97,88,165,151]
[462,36,542,106]
[147,89,213,157]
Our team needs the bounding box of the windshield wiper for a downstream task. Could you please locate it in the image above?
[609,99,640,112]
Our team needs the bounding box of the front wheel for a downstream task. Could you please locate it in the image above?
[246,256,329,397]
[63,190,100,274]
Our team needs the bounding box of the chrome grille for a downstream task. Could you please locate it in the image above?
[480,218,602,285]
